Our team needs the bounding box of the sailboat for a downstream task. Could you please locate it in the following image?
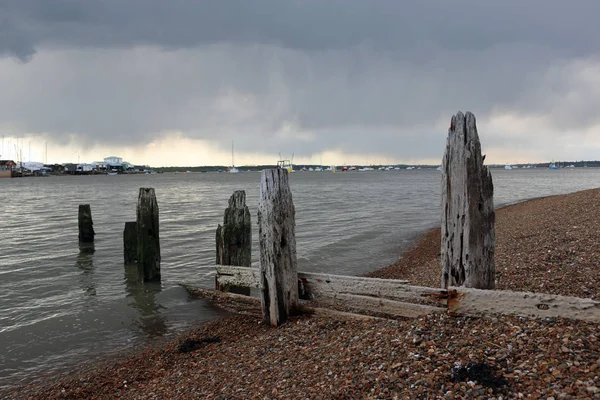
[229,141,240,173]
[314,153,323,171]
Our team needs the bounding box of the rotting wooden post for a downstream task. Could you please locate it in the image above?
[123,221,137,264]
[258,168,299,326]
[137,188,161,281]
[78,204,95,243]
[215,190,252,295]
[441,111,495,289]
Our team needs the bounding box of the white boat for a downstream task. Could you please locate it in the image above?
[277,154,294,173]
[504,164,512,170]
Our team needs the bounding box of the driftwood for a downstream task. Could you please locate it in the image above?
[137,188,161,281]
[258,168,298,326]
[449,287,600,323]
[441,111,495,289]
[78,204,95,243]
[182,285,384,321]
[318,293,445,319]
[123,221,137,264]
[216,265,443,305]
[212,266,600,323]
[216,191,251,295]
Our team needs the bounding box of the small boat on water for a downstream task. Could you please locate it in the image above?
[504,164,512,170]
[277,154,294,173]
[549,161,559,170]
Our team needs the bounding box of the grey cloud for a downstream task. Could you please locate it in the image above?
[3,1,600,60]
[1,1,600,162]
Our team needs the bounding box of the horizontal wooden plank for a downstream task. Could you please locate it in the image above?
[320,293,446,319]
[216,265,446,302]
[299,272,444,305]
[449,286,600,323]
[183,285,387,321]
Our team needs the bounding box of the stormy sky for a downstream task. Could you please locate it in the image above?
[1,0,599,166]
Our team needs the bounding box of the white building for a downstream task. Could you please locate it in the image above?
[77,163,94,172]
[91,161,108,169]
[104,156,123,165]
[22,161,45,171]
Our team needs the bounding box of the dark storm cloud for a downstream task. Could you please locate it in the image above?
[1,0,600,162]
[3,0,600,60]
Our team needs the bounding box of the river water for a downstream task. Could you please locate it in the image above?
[0,168,598,388]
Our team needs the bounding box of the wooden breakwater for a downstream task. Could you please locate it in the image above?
[62,110,600,325]
[208,111,600,324]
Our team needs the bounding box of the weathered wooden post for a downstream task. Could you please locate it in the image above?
[78,204,95,243]
[216,190,252,295]
[441,111,495,289]
[123,221,137,264]
[137,188,161,281]
[258,168,298,326]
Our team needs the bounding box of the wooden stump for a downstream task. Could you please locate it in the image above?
[78,204,95,243]
[216,190,252,295]
[123,221,137,264]
[258,168,299,326]
[137,188,161,281]
[441,111,495,289]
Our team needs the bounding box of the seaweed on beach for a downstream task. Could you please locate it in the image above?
[450,362,508,389]
[178,336,221,353]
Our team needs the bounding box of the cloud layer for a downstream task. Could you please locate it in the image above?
[1,1,600,165]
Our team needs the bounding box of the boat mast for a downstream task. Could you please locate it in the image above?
[231,140,234,168]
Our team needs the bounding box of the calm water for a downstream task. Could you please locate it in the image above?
[0,168,598,388]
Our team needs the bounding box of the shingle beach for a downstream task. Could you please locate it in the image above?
[8,188,600,400]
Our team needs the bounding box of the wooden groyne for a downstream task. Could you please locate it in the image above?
[206,111,600,324]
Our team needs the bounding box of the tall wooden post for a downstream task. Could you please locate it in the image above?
[78,204,95,243]
[123,221,137,264]
[137,188,161,281]
[216,190,252,295]
[441,111,495,289]
[258,168,298,326]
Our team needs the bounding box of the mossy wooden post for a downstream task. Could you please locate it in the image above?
[78,204,95,243]
[123,221,137,264]
[441,111,495,289]
[216,190,252,295]
[137,188,161,281]
[258,168,298,326]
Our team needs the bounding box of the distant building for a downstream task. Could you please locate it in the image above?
[77,163,94,172]
[91,161,108,170]
[104,156,123,165]
[0,160,16,171]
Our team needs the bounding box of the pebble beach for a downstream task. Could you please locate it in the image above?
[6,188,600,399]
